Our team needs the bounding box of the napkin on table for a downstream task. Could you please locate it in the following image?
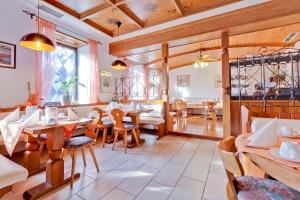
[248,118,278,147]
[0,108,21,156]
[68,108,79,120]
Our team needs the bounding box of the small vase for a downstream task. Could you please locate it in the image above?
[60,95,72,106]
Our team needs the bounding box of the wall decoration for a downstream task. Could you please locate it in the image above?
[215,75,222,88]
[101,71,113,93]
[0,41,16,69]
[177,75,190,86]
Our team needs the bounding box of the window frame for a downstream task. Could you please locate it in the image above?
[52,42,79,101]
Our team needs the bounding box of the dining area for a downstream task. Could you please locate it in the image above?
[216,105,300,199]
[0,103,153,199]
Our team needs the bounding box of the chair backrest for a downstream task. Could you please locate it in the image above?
[85,113,101,140]
[111,108,125,129]
[217,136,244,199]
[241,105,249,134]
[92,107,105,126]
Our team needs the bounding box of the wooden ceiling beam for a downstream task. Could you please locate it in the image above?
[84,19,113,37]
[110,0,300,56]
[43,0,113,37]
[106,0,145,28]
[172,0,185,16]
[43,0,80,18]
[79,2,112,20]
[145,43,288,65]
[79,0,128,20]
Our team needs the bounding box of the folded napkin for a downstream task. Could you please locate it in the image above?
[248,118,278,147]
[23,109,40,127]
[0,108,21,156]
[68,108,79,120]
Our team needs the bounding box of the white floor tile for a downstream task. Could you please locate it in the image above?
[152,162,186,187]
[117,166,158,195]
[203,172,227,200]
[101,189,134,200]
[169,177,205,200]
[77,170,131,200]
[135,181,173,200]
[183,159,210,181]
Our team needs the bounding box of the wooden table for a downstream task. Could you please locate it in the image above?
[22,118,91,200]
[236,135,300,192]
[125,109,152,148]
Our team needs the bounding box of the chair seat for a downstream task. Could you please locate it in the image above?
[236,176,300,200]
[123,123,136,129]
[39,133,47,140]
[64,136,93,149]
[103,119,113,126]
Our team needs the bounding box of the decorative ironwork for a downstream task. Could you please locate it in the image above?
[115,73,162,100]
[230,50,300,101]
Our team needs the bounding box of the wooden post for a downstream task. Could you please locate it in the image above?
[162,43,169,135]
[221,32,231,138]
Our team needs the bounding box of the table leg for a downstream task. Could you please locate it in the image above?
[23,127,80,200]
[24,134,45,175]
[127,114,145,148]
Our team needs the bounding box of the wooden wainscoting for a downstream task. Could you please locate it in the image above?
[231,100,300,136]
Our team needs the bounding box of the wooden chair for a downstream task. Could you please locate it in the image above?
[64,114,100,188]
[217,136,300,200]
[92,107,114,147]
[111,108,139,154]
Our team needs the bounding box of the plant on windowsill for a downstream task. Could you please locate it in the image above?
[55,73,85,106]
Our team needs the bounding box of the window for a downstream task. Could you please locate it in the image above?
[48,44,78,102]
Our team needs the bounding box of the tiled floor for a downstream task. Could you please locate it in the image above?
[171,115,223,139]
[3,134,227,200]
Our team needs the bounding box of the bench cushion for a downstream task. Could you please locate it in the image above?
[140,117,165,124]
[0,155,28,189]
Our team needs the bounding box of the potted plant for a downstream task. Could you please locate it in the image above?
[55,73,85,106]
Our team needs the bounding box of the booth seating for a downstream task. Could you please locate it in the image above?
[0,155,28,197]
[122,100,176,138]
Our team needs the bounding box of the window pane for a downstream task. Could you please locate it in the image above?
[48,45,77,102]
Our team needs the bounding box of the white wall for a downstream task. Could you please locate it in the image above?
[0,0,36,108]
[0,0,115,107]
[169,62,223,101]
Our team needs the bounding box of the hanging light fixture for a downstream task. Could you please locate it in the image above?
[193,51,210,69]
[20,0,55,51]
[111,21,128,70]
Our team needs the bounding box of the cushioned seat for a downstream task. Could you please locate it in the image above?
[0,155,28,189]
[64,136,93,149]
[236,176,300,200]
[39,133,47,140]
[123,123,136,129]
[103,119,113,126]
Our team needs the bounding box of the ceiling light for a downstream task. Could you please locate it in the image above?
[111,21,128,70]
[20,0,55,51]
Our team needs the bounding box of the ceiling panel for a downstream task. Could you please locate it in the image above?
[181,0,240,15]
[125,0,181,26]
[89,7,140,35]
[58,0,106,13]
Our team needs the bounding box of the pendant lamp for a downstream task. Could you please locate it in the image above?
[20,0,55,51]
[111,21,128,70]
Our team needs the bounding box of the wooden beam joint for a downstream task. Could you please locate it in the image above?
[172,0,185,16]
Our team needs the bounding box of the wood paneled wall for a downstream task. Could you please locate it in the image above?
[231,100,300,136]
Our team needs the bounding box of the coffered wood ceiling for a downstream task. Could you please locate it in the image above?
[127,23,300,70]
[43,0,240,37]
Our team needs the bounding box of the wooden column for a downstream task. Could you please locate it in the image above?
[162,43,169,135]
[221,32,231,138]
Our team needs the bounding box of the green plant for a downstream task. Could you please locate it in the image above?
[55,73,85,96]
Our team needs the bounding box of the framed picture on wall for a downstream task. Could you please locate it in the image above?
[215,75,222,88]
[100,71,113,93]
[0,41,16,69]
[177,75,190,86]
